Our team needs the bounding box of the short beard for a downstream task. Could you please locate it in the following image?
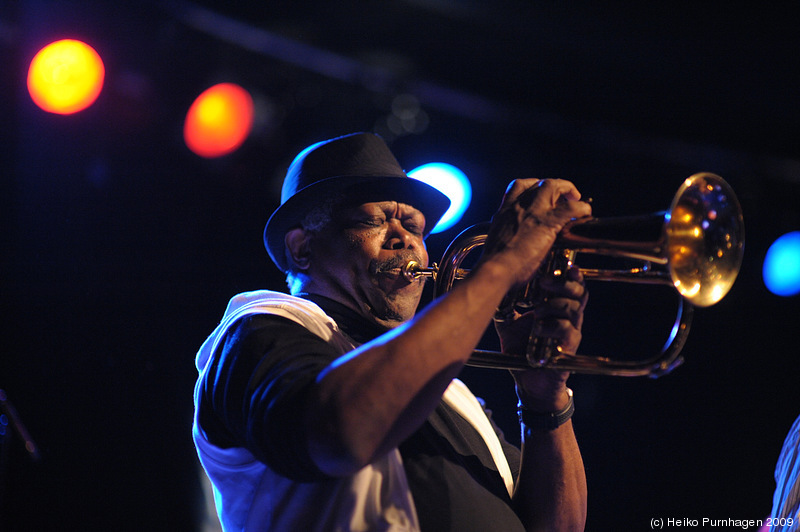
[366,251,425,324]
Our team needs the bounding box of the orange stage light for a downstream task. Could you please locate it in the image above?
[184,83,254,158]
[27,39,105,115]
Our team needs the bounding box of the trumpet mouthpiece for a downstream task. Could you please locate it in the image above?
[402,260,437,282]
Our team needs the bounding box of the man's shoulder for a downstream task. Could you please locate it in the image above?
[223,290,333,330]
[224,290,319,316]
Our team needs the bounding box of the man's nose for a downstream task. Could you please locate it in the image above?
[385,220,415,250]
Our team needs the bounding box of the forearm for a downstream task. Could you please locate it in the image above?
[307,259,520,475]
[513,420,587,532]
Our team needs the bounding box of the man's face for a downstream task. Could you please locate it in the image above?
[307,200,429,328]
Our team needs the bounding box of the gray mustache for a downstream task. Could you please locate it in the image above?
[369,252,421,275]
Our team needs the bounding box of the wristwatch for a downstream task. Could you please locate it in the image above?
[518,388,574,431]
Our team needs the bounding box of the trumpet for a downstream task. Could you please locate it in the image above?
[404,173,744,377]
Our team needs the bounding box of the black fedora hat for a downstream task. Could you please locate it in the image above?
[264,132,451,271]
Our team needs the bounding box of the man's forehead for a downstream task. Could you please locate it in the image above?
[344,200,425,218]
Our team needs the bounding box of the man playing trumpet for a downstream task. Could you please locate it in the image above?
[192,132,591,531]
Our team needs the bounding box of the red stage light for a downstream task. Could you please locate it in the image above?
[27,39,105,115]
[184,83,254,158]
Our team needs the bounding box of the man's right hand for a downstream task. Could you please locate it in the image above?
[480,178,592,288]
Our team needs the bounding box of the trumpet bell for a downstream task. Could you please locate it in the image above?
[665,173,744,307]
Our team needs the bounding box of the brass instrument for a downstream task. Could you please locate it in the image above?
[403,173,744,377]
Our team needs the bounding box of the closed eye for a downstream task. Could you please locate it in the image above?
[361,216,386,227]
[403,222,423,235]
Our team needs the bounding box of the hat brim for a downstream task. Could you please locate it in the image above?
[264,175,451,271]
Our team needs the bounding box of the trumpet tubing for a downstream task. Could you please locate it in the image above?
[405,172,744,377]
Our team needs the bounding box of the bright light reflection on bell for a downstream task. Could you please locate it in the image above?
[711,285,724,302]
[408,162,472,233]
[680,283,701,298]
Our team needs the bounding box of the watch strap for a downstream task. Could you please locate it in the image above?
[518,388,574,431]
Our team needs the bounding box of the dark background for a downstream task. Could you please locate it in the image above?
[2,1,798,530]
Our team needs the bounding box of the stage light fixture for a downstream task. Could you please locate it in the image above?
[27,39,105,115]
[184,83,254,158]
[763,231,800,297]
[408,162,472,234]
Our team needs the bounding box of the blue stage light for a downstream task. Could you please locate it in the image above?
[408,162,472,234]
[763,231,800,296]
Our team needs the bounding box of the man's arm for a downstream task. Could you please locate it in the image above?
[512,391,587,532]
[502,266,589,531]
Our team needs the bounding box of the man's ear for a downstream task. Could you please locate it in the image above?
[285,228,312,270]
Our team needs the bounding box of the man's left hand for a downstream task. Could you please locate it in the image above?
[494,265,588,411]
